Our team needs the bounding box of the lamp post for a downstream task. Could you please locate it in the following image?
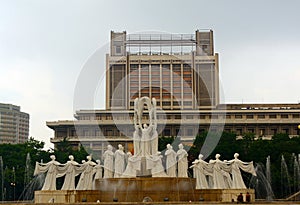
[11,167,15,201]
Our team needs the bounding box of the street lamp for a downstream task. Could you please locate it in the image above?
[12,167,15,201]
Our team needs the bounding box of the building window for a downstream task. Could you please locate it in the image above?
[270,128,277,135]
[258,114,265,119]
[175,115,181,119]
[187,128,194,136]
[292,114,299,118]
[236,128,242,135]
[282,128,289,134]
[115,46,121,54]
[164,128,171,136]
[200,115,205,119]
[248,128,254,133]
[235,115,242,119]
[269,114,277,119]
[246,115,254,119]
[260,129,265,136]
[186,115,193,119]
[226,115,231,119]
[281,114,289,119]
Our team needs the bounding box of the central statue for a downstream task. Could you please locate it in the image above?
[133,97,158,157]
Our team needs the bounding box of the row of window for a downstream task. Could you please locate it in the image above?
[78,113,300,121]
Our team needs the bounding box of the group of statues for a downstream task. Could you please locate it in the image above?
[34,142,189,191]
[34,97,256,191]
[102,142,189,178]
[191,153,256,189]
[34,155,102,191]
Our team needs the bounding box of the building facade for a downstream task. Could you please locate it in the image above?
[47,30,300,156]
[0,103,29,144]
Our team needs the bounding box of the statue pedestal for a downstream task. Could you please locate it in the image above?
[35,179,255,203]
[136,157,151,177]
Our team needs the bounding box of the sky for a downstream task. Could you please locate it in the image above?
[1,0,300,149]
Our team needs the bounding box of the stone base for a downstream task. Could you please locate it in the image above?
[195,188,255,202]
[35,190,106,203]
[34,178,255,203]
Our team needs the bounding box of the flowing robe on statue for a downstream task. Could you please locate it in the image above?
[147,154,168,177]
[209,159,231,189]
[141,125,151,156]
[228,159,256,189]
[133,128,141,156]
[165,148,177,177]
[92,161,103,189]
[76,160,96,190]
[151,130,158,156]
[121,156,141,178]
[103,149,114,178]
[177,148,188,177]
[59,160,81,190]
[114,149,126,178]
[191,159,212,189]
[34,160,61,190]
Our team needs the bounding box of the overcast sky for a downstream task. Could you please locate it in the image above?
[1,0,300,149]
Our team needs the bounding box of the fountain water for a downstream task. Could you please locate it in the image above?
[24,153,32,188]
[0,156,3,201]
[266,155,271,185]
[293,154,300,192]
[249,162,274,200]
[281,155,291,198]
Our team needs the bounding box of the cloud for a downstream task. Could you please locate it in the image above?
[0,58,73,149]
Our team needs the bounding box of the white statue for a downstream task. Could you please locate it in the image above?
[60,155,80,190]
[34,155,61,190]
[147,152,168,177]
[228,153,256,189]
[114,144,126,178]
[133,125,141,156]
[93,159,103,188]
[165,144,177,177]
[133,97,158,157]
[103,145,114,178]
[133,98,141,156]
[190,154,211,189]
[121,152,141,178]
[176,143,188,178]
[76,155,96,190]
[141,123,151,156]
[209,154,231,189]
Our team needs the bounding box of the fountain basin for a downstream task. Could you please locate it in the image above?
[35,177,255,203]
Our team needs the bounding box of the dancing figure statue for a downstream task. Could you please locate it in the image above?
[165,144,177,177]
[228,153,256,189]
[34,155,61,190]
[190,154,212,189]
[146,152,168,177]
[177,143,188,177]
[103,145,114,178]
[121,152,141,178]
[76,155,96,190]
[209,154,231,189]
[93,159,103,188]
[114,144,126,178]
[60,155,80,190]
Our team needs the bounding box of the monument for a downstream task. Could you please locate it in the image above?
[34,97,256,203]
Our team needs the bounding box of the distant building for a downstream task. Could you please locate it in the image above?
[47,30,300,156]
[0,103,29,144]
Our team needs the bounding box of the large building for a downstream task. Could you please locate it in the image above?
[0,103,29,144]
[47,30,300,155]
